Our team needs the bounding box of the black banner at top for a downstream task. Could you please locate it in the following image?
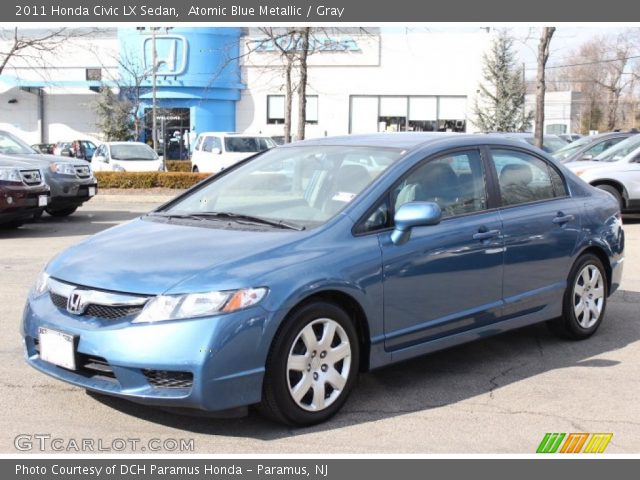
[5,0,640,22]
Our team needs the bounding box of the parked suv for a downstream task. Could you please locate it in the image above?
[0,157,50,228]
[0,131,97,216]
[191,133,276,173]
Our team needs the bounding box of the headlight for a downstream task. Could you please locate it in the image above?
[49,162,76,175]
[32,271,50,298]
[0,167,22,183]
[133,287,268,323]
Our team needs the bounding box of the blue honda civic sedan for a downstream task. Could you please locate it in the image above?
[22,133,624,426]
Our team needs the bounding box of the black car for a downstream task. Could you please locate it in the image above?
[0,157,50,228]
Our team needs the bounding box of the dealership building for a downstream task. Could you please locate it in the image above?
[0,27,572,149]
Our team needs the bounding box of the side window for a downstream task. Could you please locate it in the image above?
[491,149,560,206]
[394,149,488,218]
[201,136,221,153]
[195,136,204,151]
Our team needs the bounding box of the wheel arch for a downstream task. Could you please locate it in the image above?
[278,289,372,372]
[590,179,629,207]
[574,246,613,297]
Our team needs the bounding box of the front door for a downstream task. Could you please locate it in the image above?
[379,148,505,351]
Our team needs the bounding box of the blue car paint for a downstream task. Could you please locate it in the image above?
[22,133,625,413]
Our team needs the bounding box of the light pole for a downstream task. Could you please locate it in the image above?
[151,28,158,155]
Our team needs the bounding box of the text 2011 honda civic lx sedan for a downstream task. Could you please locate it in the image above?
[22,133,624,426]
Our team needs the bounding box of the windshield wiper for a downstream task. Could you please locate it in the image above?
[149,211,305,231]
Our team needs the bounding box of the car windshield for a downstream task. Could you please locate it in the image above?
[161,145,404,228]
[552,135,596,160]
[110,144,158,160]
[0,131,39,155]
[594,134,640,162]
[225,136,276,153]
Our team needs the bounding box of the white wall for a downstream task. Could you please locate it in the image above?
[237,31,491,137]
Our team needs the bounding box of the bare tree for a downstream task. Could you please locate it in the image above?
[296,28,311,141]
[534,27,555,148]
[0,27,95,75]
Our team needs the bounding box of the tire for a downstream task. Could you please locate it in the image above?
[596,184,624,211]
[260,301,360,426]
[192,166,199,173]
[45,206,78,217]
[548,253,608,340]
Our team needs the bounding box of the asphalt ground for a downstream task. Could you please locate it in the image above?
[1,197,639,454]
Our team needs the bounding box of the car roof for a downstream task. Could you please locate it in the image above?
[198,132,273,138]
[103,141,149,146]
[278,132,554,153]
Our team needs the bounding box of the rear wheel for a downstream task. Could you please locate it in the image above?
[260,301,359,426]
[548,253,608,340]
[45,206,78,217]
[596,184,623,211]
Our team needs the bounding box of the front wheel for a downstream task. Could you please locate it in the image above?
[45,206,78,217]
[548,253,608,340]
[192,166,199,173]
[260,301,359,426]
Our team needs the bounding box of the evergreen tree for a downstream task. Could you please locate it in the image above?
[474,31,533,132]
[94,87,134,141]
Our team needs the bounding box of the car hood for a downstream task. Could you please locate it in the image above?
[565,160,620,172]
[10,153,83,165]
[46,217,305,295]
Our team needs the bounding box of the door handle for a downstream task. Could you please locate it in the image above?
[473,229,500,241]
[552,213,575,225]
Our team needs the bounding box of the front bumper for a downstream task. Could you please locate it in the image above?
[46,175,97,209]
[0,184,49,224]
[22,292,272,411]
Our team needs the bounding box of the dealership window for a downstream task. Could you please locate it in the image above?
[349,95,467,134]
[306,95,319,124]
[408,97,437,131]
[267,95,285,124]
[379,97,407,132]
[438,97,467,132]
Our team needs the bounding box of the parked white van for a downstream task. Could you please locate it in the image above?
[190,133,276,173]
[91,142,164,172]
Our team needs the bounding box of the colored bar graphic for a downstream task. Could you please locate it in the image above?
[536,433,613,453]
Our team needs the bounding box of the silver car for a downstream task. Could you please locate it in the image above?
[566,144,640,212]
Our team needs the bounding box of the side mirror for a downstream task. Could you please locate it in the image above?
[581,154,593,161]
[391,201,442,245]
[211,147,222,155]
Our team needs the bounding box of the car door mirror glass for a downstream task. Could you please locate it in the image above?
[582,154,593,161]
[391,201,441,245]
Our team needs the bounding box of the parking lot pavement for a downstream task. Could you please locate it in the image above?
[1,200,639,453]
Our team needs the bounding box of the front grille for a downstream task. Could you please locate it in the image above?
[49,292,144,319]
[20,169,42,185]
[143,370,193,389]
[74,165,91,178]
[85,304,144,319]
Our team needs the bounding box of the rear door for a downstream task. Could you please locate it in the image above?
[487,147,581,317]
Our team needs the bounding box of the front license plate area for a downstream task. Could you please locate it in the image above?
[38,327,77,370]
